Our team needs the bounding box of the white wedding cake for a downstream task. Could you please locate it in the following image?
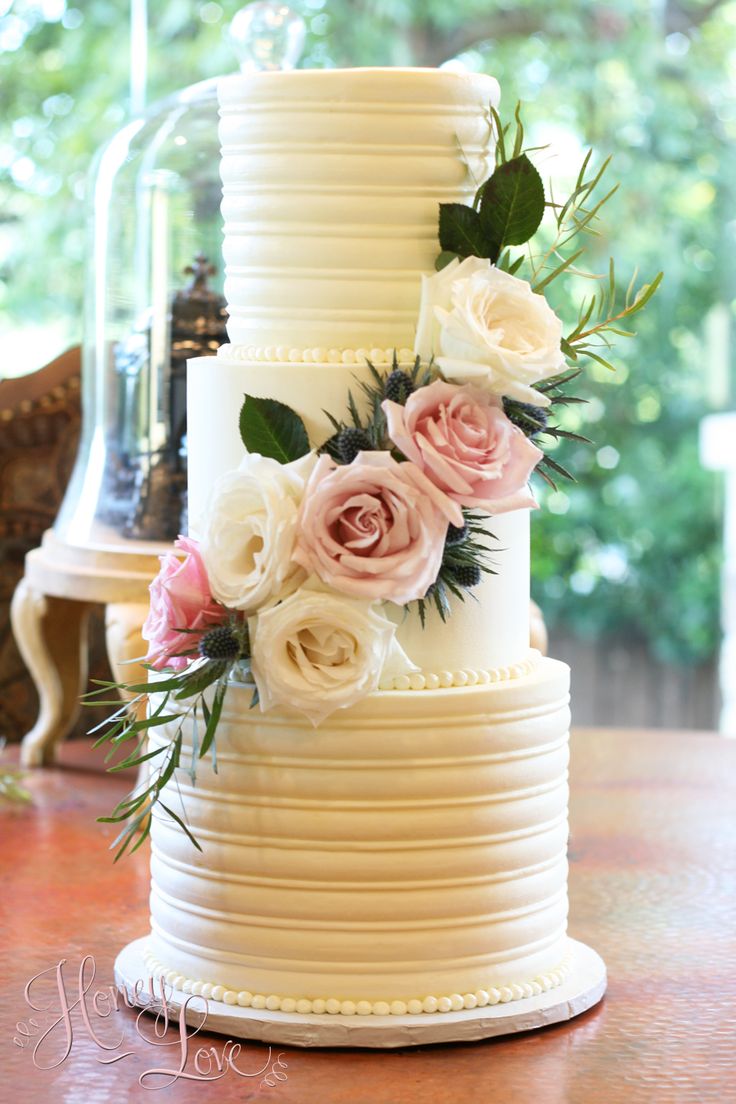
[142,68,576,1021]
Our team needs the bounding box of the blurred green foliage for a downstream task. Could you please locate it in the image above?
[1,0,733,663]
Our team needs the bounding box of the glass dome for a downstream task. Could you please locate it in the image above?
[54,2,306,553]
[55,77,227,551]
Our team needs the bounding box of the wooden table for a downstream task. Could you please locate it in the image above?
[2,729,735,1103]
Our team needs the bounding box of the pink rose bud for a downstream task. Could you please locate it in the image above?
[293,452,462,605]
[383,380,543,514]
[142,535,224,671]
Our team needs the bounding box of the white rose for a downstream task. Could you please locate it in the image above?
[250,584,415,726]
[414,256,565,406]
[200,452,316,612]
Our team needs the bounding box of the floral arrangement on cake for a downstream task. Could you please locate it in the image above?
[88,107,661,859]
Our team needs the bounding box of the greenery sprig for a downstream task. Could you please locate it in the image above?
[85,620,254,861]
[435,102,662,484]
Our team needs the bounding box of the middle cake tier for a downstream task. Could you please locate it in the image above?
[187,351,531,673]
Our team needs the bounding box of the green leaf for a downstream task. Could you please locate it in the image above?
[238,395,310,463]
[438,203,491,259]
[159,803,203,853]
[199,680,227,760]
[479,154,545,257]
[435,250,458,271]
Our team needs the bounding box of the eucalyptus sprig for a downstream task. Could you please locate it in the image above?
[86,621,253,861]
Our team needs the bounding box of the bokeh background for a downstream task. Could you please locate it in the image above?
[1,0,734,728]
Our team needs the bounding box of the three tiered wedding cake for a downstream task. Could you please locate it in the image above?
[142,68,575,1020]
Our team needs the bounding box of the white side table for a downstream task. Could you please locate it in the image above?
[11,530,161,766]
[700,412,736,735]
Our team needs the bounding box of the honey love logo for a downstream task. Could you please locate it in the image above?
[12,955,288,1091]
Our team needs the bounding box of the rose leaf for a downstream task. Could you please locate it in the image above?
[438,203,493,259]
[239,395,310,463]
[479,154,545,257]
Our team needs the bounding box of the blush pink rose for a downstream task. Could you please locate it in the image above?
[292,452,462,604]
[383,379,543,514]
[142,536,224,671]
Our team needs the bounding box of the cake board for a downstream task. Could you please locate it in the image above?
[114,936,606,1049]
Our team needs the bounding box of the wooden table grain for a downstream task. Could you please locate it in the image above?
[1,729,735,1104]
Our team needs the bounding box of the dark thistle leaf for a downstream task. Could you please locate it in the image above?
[479,154,545,258]
[174,660,229,701]
[540,454,576,483]
[238,394,310,463]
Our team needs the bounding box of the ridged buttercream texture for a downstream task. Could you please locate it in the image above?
[148,657,570,1005]
[218,68,499,350]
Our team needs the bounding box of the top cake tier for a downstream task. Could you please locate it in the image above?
[218,68,499,350]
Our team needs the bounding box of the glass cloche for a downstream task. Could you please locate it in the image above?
[55,2,306,552]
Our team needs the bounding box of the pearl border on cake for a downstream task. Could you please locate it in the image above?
[378,653,538,691]
[218,344,416,366]
[142,949,571,1016]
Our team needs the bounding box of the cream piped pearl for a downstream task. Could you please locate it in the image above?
[372,1001,391,1016]
[462,993,477,1009]
[211,985,225,1002]
[280,998,297,1013]
[223,990,238,1006]
[311,999,327,1014]
[237,991,253,1006]
[340,1001,356,1016]
[295,999,312,1014]
[407,999,423,1015]
[251,994,267,1010]
[474,990,489,1007]
[200,982,214,999]
[449,994,464,1012]
[422,995,439,1013]
[437,996,453,1013]
[356,1001,373,1016]
[487,988,501,1005]
[325,998,341,1015]
[390,1001,408,1016]
[265,995,281,1010]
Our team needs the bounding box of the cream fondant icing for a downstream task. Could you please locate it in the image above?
[218,68,499,350]
[147,656,570,1005]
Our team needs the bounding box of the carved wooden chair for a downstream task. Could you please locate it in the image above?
[0,348,111,744]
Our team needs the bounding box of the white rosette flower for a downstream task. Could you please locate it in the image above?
[249,583,416,726]
[415,256,566,406]
[200,452,316,612]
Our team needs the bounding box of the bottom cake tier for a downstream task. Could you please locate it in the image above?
[146,652,571,1012]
